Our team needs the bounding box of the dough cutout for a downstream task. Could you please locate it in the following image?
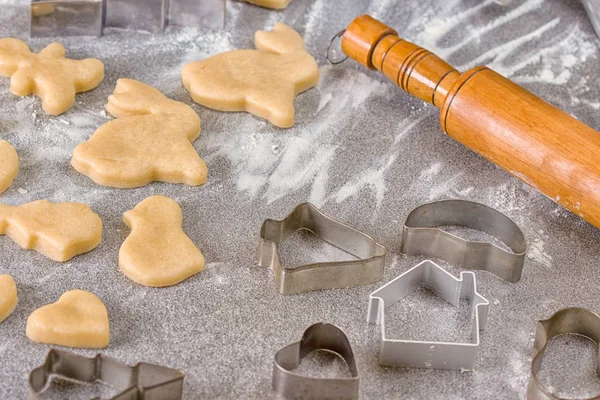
[242,0,291,9]
[0,140,18,194]
[0,200,102,262]
[119,195,205,287]
[0,275,17,323]
[0,38,104,115]
[72,79,207,188]
[182,22,319,128]
[26,290,109,349]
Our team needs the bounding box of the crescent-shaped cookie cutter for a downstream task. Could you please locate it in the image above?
[258,202,387,295]
[400,199,527,282]
[28,348,184,400]
[528,307,600,400]
[367,260,489,370]
[273,323,359,400]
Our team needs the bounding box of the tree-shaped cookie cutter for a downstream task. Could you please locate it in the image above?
[273,323,359,400]
[527,307,600,400]
[28,349,184,400]
[401,199,527,282]
[258,202,387,295]
[367,260,490,369]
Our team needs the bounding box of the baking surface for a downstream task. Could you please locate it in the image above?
[1,0,600,398]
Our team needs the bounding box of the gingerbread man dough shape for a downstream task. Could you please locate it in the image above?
[0,275,17,323]
[0,141,18,194]
[241,0,291,9]
[0,200,102,262]
[120,195,205,287]
[72,79,207,188]
[0,38,104,115]
[26,290,110,349]
[182,22,319,128]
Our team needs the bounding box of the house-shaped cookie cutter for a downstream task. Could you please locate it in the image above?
[30,0,226,37]
[367,260,489,370]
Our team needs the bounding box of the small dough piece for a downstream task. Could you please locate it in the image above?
[0,141,18,194]
[242,0,291,9]
[0,200,102,262]
[26,290,109,349]
[119,195,205,287]
[0,275,17,323]
[0,38,104,115]
[72,79,207,188]
[182,22,319,128]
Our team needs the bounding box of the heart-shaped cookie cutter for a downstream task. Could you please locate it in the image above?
[400,199,527,282]
[527,307,600,400]
[28,349,184,400]
[273,323,359,400]
[258,202,387,295]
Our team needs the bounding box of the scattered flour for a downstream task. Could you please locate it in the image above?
[527,238,553,268]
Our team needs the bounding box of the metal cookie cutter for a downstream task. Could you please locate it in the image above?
[258,202,387,295]
[273,323,359,400]
[367,260,489,369]
[29,348,184,400]
[401,199,527,282]
[528,307,600,400]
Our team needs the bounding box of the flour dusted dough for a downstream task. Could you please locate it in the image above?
[0,275,17,323]
[182,22,319,128]
[72,79,207,188]
[0,141,18,194]
[0,39,104,115]
[120,195,205,287]
[26,290,109,348]
[0,200,102,262]
[242,0,291,9]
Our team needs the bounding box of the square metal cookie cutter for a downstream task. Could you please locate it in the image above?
[367,260,490,369]
[258,202,387,295]
[29,348,184,400]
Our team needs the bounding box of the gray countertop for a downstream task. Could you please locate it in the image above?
[1,0,600,399]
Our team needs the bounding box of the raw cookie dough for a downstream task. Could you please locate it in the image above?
[182,22,319,128]
[72,79,207,188]
[119,195,205,287]
[0,275,17,323]
[0,38,104,115]
[0,200,102,262]
[26,290,109,349]
[0,141,18,194]
[242,0,291,9]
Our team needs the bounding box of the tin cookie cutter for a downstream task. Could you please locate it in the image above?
[258,203,387,295]
[273,323,359,400]
[401,200,527,282]
[29,348,184,400]
[367,260,489,370]
[528,307,600,400]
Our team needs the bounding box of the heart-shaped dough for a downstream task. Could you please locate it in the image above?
[0,200,102,262]
[0,141,18,194]
[26,290,109,348]
[0,275,17,323]
[119,195,205,287]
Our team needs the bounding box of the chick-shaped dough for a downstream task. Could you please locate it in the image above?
[0,275,17,323]
[242,0,291,9]
[26,290,109,348]
[182,22,319,128]
[120,195,205,287]
[0,141,18,194]
[0,200,102,262]
[0,38,104,115]
[72,79,207,188]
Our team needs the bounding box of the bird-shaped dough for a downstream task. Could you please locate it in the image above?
[0,141,18,194]
[0,275,17,323]
[0,200,102,262]
[0,38,104,115]
[182,22,319,128]
[241,0,291,9]
[72,79,207,188]
[119,195,205,287]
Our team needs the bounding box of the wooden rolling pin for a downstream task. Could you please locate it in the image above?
[341,15,600,228]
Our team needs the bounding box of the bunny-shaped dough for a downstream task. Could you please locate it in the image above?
[182,22,319,128]
[72,79,207,188]
[0,38,104,115]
